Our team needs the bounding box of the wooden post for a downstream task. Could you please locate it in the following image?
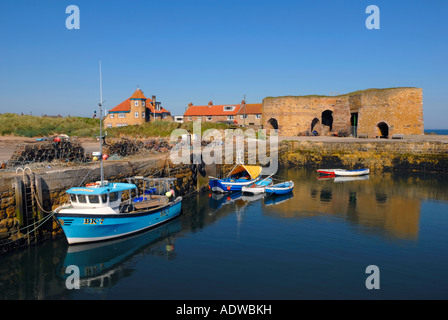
[13,177,25,227]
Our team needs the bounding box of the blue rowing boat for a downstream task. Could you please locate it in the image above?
[209,164,262,192]
[265,181,294,195]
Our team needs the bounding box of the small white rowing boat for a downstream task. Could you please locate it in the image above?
[241,177,273,195]
[317,168,370,176]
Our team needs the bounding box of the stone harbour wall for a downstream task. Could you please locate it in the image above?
[280,140,448,172]
[0,156,198,254]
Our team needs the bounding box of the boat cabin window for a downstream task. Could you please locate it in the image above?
[89,195,100,204]
[77,195,87,203]
[70,194,77,203]
[110,192,119,202]
[101,194,108,204]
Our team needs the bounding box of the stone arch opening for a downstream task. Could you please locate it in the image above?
[321,110,333,131]
[311,118,320,132]
[377,122,389,138]
[267,118,279,130]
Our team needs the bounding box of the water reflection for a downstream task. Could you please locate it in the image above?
[263,169,448,241]
[59,219,181,293]
[1,168,447,299]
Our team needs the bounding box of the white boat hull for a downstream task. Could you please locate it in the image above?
[242,186,266,194]
[317,168,369,176]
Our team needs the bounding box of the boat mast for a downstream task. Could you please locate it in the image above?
[99,61,104,186]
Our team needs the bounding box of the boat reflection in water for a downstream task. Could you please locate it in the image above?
[60,218,181,291]
[208,191,265,210]
[263,192,294,206]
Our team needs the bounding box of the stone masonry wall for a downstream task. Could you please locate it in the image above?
[262,88,423,137]
[281,140,448,173]
[357,88,423,138]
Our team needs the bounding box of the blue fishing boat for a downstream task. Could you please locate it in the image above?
[55,179,182,245]
[54,64,182,245]
[265,181,294,195]
[209,164,262,192]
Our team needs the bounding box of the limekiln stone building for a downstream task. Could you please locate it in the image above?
[262,88,424,138]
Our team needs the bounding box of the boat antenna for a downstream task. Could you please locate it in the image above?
[99,60,104,186]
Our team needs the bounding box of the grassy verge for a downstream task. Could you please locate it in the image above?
[106,121,232,138]
[0,113,242,138]
[0,113,100,137]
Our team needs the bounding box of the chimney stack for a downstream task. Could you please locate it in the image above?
[208,101,213,106]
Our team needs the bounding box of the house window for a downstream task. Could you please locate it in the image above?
[109,114,114,119]
[118,113,126,118]
[142,101,146,107]
[107,124,112,128]
[135,112,139,118]
[188,117,192,121]
[207,116,212,121]
[142,112,145,118]
[227,115,234,120]
[134,101,138,107]
[255,114,261,119]
[240,114,247,119]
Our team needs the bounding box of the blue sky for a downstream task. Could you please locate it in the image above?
[0,0,447,128]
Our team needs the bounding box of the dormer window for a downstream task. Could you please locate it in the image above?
[223,106,235,111]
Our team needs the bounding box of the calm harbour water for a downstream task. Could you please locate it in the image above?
[1,168,448,300]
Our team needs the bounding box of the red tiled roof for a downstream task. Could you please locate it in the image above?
[184,103,262,117]
[147,103,171,114]
[238,103,262,114]
[184,104,241,116]
[108,90,170,114]
[130,88,147,100]
[109,98,131,112]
